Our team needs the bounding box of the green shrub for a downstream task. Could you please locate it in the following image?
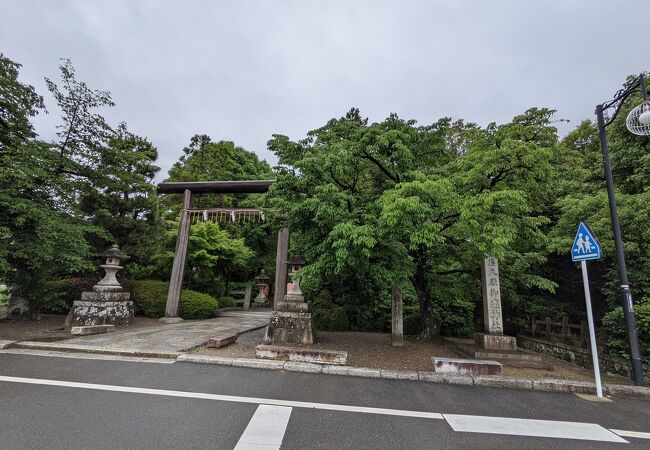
[180,290,219,320]
[127,280,169,317]
[127,280,219,320]
[219,296,236,308]
[314,304,350,331]
[403,305,421,335]
[42,278,95,313]
[0,284,8,303]
[602,297,650,364]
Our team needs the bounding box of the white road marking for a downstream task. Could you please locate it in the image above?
[2,374,644,445]
[234,405,292,450]
[611,429,650,440]
[0,349,175,364]
[444,414,627,443]
[0,375,443,419]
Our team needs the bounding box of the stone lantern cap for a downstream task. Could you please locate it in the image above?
[286,252,305,268]
[254,269,270,286]
[97,244,130,262]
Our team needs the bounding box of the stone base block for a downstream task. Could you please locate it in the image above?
[265,311,315,345]
[81,290,130,302]
[475,333,517,351]
[71,325,115,336]
[208,334,238,348]
[67,295,134,328]
[255,344,347,365]
[474,350,541,362]
[432,357,502,375]
[275,301,310,313]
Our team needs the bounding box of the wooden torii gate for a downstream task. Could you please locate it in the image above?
[156,180,289,320]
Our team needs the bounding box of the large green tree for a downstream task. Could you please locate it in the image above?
[78,122,162,276]
[156,221,253,296]
[0,54,100,308]
[1,55,162,310]
[161,135,275,284]
[267,108,558,338]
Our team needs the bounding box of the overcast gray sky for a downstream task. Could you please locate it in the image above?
[2,1,646,178]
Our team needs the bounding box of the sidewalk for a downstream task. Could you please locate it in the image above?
[13,310,270,355]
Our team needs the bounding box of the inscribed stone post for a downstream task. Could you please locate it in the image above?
[391,287,403,347]
[243,285,252,311]
[481,256,503,335]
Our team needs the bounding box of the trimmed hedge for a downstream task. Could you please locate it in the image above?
[218,296,236,308]
[314,304,350,331]
[43,278,95,313]
[127,280,219,320]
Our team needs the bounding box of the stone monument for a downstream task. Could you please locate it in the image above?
[391,287,403,347]
[264,252,314,344]
[475,256,517,351]
[65,245,134,328]
[243,285,252,311]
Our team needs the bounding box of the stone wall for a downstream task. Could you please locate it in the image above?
[518,335,650,385]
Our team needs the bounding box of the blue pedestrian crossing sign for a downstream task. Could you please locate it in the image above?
[571,222,601,262]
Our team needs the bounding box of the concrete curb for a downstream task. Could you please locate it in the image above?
[175,354,650,400]
[13,341,180,359]
[0,340,16,349]
[6,344,649,400]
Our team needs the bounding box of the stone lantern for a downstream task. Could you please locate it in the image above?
[253,269,270,305]
[264,250,315,345]
[287,252,305,278]
[95,244,130,291]
[65,244,135,329]
[286,252,306,297]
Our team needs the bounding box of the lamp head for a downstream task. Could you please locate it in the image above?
[626,101,650,136]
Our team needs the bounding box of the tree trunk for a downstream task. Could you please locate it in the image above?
[223,270,231,296]
[412,250,438,340]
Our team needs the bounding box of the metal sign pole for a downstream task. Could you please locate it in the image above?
[581,260,603,398]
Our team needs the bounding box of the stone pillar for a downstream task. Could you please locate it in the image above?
[475,256,516,351]
[481,256,503,335]
[243,285,252,311]
[273,227,289,311]
[164,189,193,321]
[391,287,403,347]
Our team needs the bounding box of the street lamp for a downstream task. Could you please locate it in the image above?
[595,73,648,386]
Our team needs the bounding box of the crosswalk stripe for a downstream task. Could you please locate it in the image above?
[443,414,627,443]
[234,405,292,450]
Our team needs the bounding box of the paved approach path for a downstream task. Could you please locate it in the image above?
[18,310,270,354]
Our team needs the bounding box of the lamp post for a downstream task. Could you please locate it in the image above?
[595,73,649,386]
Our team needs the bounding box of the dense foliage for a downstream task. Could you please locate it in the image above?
[154,221,254,297]
[266,108,559,337]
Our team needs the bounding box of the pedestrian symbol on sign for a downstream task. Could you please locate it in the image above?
[571,222,601,262]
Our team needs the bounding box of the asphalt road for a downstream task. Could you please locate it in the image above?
[0,351,648,449]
